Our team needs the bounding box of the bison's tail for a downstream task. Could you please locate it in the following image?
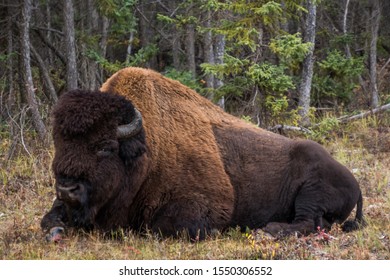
[341,191,365,232]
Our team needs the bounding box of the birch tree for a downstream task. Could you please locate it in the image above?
[203,9,215,93]
[214,33,225,110]
[342,0,351,58]
[298,0,317,126]
[369,0,381,108]
[186,21,196,77]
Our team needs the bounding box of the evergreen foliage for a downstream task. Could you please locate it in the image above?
[1,0,389,134]
[313,50,364,106]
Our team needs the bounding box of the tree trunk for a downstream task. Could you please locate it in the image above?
[172,26,182,70]
[45,0,54,65]
[98,15,109,83]
[123,1,137,66]
[298,0,317,126]
[63,0,78,91]
[168,0,181,70]
[184,3,196,77]
[87,0,99,89]
[186,22,196,78]
[343,0,351,58]
[6,7,19,159]
[343,0,368,97]
[203,9,215,98]
[369,0,381,108]
[125,30,135,65]
[6,3,16,117]
[214,33,226,110]
[138,0,158,69]
[20,0,48,142]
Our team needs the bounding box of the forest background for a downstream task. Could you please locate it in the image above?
[0,0,389,259]
[1,0,390,140]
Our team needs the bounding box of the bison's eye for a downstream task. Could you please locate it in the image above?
[96,140,119,157]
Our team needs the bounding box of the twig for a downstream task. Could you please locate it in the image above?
[33,29,66,65]
[20,105,32,157]
[379,57,390,77]
[6,106,21,160]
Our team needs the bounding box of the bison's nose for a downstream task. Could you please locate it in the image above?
[57,182,87,206]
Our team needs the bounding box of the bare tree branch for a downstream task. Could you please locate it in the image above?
[34,29,66,65]
[31,44,58,102]
[269,103,390,134]
[338,103,390,123]
[379,56,390,77]
[268,124,312,134]
[31,26,64,36]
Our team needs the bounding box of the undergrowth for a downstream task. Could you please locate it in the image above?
[0,115,389,260]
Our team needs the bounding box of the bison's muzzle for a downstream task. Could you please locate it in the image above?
[56,178,89,207]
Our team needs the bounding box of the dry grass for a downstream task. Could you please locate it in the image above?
[0,116,389,260]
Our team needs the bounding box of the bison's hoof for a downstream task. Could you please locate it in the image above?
[46,226,65,242]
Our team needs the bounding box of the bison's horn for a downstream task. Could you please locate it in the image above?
[116,108,143,139]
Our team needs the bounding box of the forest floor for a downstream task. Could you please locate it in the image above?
[0,115,389,260]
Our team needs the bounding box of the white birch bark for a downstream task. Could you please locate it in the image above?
[298,0,317,126]
[369,0,381,108]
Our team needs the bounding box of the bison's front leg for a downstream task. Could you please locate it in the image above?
[41,199,68,242]
[150,199,217,241]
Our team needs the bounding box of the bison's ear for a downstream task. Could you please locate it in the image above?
[118,135,147,166]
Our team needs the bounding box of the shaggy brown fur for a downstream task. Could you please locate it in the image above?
[41,67,363,240]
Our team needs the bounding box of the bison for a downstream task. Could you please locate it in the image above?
[41,67,364,241]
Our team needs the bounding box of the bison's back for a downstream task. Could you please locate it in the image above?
[101,67,284,152]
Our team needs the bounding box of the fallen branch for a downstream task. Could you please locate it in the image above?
[338,103,390,123]
[268,124,312,134]
[268,103,390,134]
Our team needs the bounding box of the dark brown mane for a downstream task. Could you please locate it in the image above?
[53,89,137,137]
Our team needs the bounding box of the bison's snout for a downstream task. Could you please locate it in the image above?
[56,181,88,206]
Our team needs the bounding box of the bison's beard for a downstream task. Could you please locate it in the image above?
[62,181,118,231]
[65,202,96,230]
[63,187,96,230]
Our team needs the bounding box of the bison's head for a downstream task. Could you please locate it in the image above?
[51,90,148,229]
